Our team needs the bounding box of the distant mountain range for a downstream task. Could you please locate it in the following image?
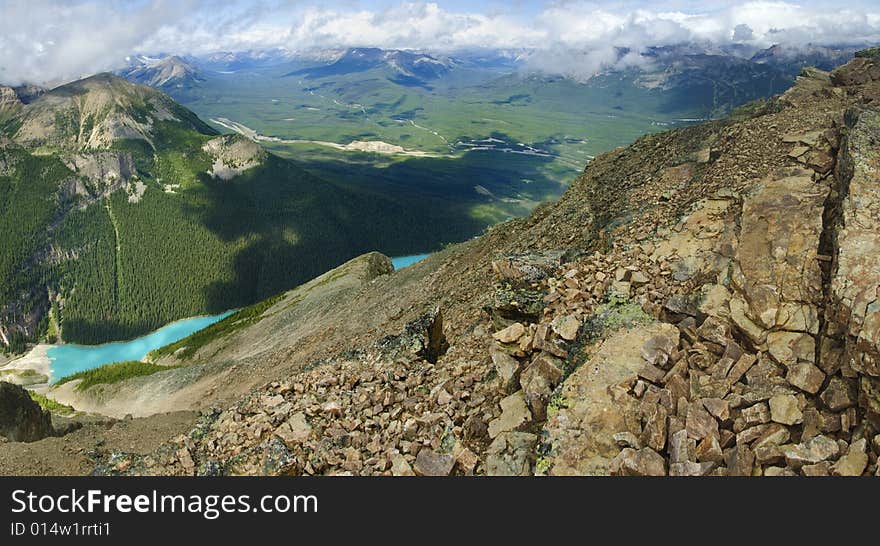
[283,48,456,87]
[113,43,863,114]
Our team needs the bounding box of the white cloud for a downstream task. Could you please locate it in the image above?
[1,0,879,86]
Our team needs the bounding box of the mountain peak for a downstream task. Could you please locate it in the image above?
[9,72,213,150]
[121,55,204,92]
[285,47,453,85]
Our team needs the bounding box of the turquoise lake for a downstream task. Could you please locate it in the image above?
[46,254,430,381]
[47,311,234,381]
[391,254,430,269]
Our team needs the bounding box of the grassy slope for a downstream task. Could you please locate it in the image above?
[54,360,180,391]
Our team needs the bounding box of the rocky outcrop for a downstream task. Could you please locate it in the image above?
[202,135,266,180]
[62,151,136,194]
[0,85,23,109]
[825,108,880,428]
[0,382,54,442]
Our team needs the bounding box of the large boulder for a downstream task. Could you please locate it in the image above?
[731,171,827,344]
[0,382,54,442]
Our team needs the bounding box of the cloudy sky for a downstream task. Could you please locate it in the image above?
[1,0,879,85]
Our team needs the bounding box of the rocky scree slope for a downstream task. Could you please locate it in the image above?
[15,51,880,477]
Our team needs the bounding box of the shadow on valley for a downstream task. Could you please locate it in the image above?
[184,145,568,317]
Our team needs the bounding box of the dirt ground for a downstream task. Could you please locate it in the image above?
[0,411,198,476]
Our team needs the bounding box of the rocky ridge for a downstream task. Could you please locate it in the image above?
[202,135,267,180]
[10,73,211,151]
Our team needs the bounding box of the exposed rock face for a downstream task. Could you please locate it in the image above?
[202,135,266,180]
[820,107,880,442]
[826,109,880,394]
[62,151,136,194]
[732,172,827,340]
[0,85,23,109]
[0,382,54,442]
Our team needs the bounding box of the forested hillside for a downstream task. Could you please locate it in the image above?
[0,75,436,347]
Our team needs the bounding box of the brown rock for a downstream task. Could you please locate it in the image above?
[830,438,868,476]
[729,298,768,346]
[640,326,680,367]
[737,424,771,445]
[490,345,522,394]
[753,423,791,450]
[630,270,650,285]
[455,447,479,475]
[701,398,730,422]
[768,394,803,425]
[742,402,771,425]
[610,447,666,476]
[486,432,536,476]
[801,406,822,441]
[390,453,416,476]
[322,401,343,417]
[782,435,840,468]
[638,363,667,384]
[695,436,724,464]
[640,404,668,452]
[786,363,826,394]
[725,445,755,476]
[819,376,856,411]
[686,403,719,441]
[764,466,797,477]
[669,461,716,476]
[519,352,563,420]
[493,323,526,343]
[610,280,631,298]
[696,316,731,346]
[488,391,532,438]
[727,353,757,384]
[552,315,581,341]
[178,447,195,473]
[768,332,816,367]
[274,413,312,447]
[413,449,456,476]
[735,173,826,337]
[719,429,736,449]
[668,429,689,464]
[755,444,784,465]
[540,323,677,475]
[613,432,641,449]
[801,462,831,476]
[825,109,880,379]
[666,374,689,403]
